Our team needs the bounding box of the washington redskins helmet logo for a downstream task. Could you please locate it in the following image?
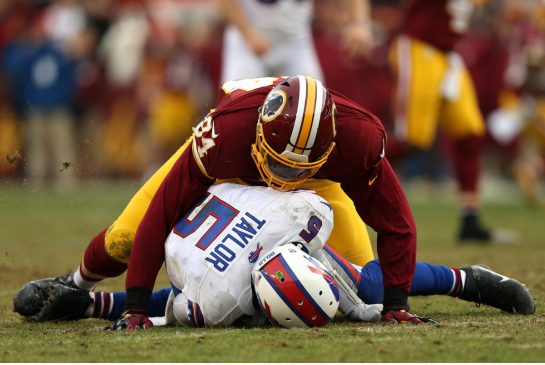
[260,90,287,123]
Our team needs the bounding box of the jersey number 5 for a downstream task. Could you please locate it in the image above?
[174,194,239,250]
[299,215,322,243]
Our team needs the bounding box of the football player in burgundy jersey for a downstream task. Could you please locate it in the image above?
[19,75,425,328]
[390,0,497,242]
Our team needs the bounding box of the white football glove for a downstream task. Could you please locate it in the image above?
[343,302,383,322]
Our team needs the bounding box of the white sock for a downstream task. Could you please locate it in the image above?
[460,269,467,292]
[84,293,95,317]
[73,268,98,291]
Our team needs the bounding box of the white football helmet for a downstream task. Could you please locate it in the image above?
[251,244,340,328]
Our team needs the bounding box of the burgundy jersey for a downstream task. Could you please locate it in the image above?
[404,0,474,51]
[126,77,416,298]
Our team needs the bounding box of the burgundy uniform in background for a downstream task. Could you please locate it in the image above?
[404,0,467,51]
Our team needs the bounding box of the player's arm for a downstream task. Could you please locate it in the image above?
[316,245,438,324]
[218,0,270,56]
[108,141,214,330]
[341,0,374,57]
[340,117,418,322]
[312,248,383,322]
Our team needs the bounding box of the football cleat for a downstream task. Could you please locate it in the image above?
[14,276,93,322]
[13,274,78,317]
[458,214,492,242]
[459,265,536,314]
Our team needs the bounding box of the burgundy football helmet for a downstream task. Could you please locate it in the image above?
[251,75,336,191]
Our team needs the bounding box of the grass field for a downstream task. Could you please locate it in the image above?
[0,180,544,362]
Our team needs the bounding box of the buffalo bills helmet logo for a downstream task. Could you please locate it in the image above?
[248,243,264,264]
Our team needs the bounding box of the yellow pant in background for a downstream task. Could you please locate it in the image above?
[390,35,485,149]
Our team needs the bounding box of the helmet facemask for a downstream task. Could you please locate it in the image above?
[252,123,335,191]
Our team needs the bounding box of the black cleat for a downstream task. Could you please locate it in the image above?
[459,265,536,314]
[52,273,77,288]
[458,214,492,242]
[14,276,93,322]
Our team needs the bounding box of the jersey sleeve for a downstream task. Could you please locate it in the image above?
[341,157,416,302]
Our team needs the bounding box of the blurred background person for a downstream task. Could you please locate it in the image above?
[139,0,217,178]
[0,0,25,178]
[218,0,373,83]
[387,0,503,243]
[2,1,88,189]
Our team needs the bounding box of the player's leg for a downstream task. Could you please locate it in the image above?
[389,35,446,151]
[302,179,374,266]
[220,26,268,83]
[355,259,462,303]
[321,245,534,314]
[85,288,172,321]
[14,283,172,322]
[440,61,490,242]
[71,136,194,290]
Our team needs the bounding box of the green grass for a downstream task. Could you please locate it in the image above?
[0,180,544,362]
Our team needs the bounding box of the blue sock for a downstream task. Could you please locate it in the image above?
[148,288,172,317]
[94,288,172,320]
[92,292,126,320]
[357,259,457,304]
[108,292,126,320]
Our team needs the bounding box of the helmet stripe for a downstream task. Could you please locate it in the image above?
[293,76,318,155]
[288,75,308,154]
[187,299,206,328]
[306,78,325,153]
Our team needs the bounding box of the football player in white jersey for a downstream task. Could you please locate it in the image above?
[15,183,535,328]
[218,0,373,83]
[161,182,346,327]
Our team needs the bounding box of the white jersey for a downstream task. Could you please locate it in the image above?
[240,0,313,43]
[164,183,333,327]
[221,0,323,83]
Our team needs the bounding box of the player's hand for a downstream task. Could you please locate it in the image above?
[342,21,374,58]
[345,303,383,322]
[381,306,439,325]
[243,29,270,56]
[105,311,153,331]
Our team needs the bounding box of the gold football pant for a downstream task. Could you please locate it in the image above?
[104,137,374,266]
[389,35,485,148]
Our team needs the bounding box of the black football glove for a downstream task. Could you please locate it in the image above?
[105,311,153,331]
